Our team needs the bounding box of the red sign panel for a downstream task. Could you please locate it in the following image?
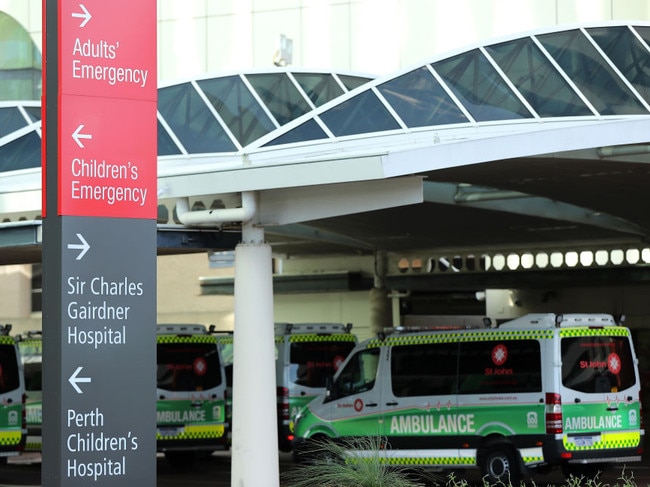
[55,0,157,218]
[59,1,157,101]
[58,95,157,219]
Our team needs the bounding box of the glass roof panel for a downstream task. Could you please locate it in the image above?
[587,26,650,105]
[637,26,650,46]
[432,49,533,121]
[246,73,311,125]
[0,131,40,172]
[377,66,469,127]
[157,120,181,156]
[292,73,345,107]
[263,119,328,147]
[320,90,400,136]
[0,107,26,137]
[158,83,237,153]
[338,75,372,91]
[486,37,592,117]
[537,29,648,115]
[22,106,41,122]
[197,76,275,147]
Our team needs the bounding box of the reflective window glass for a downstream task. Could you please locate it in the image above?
[157,120,181,156]
[486,38,591,117]
[562,335,636,393]
[391,342,458,397]
[377,66,468,127]
[636,26,650,47]
[320,90,400,136]
[0,12,42,100]
[0,344,20,393]
[263,119,328,147]
[327,348,380,401]
[247,73,312,125]
[158,84,236,153]
[197,76,276,147]
[0,107,26,137]
[157,342,222,392]
[432,49,533,121]
[538,30,647,115]
[338,75,372,91]
[289,341,356,388]
[293,73,345,107]
[0,132,41,172]
[22,106,41,122]
[587,26,650,106]
[459,340,542,394]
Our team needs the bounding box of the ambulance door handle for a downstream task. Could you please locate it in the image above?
[385,402,398,406]
[607,406,619,411]
[191,401,203,407]
[365,402,378,408]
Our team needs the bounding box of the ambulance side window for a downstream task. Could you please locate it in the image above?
[458,339,541,394]
[327,348,380,401]
[391,343,458,397]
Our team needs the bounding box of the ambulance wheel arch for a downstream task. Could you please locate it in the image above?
[477,439,523,485]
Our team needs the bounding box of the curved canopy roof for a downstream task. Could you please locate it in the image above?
[252,23,650,150]
[1,22,650,267]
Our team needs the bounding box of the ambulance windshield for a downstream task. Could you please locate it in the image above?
[157,343,222,392]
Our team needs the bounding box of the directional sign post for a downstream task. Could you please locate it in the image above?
[42,1,157,486]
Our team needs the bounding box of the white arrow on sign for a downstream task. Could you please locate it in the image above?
[71,4,92,28]
[72,124,92,148]
[69,366,91,394]
[67,233,90,260]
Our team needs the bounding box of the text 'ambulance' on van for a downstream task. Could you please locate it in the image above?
[293,314,644,483]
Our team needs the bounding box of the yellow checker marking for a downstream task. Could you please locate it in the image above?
[378,457,473,466]
[157,335,216,344]
[563,431,640,451]
[157,424,225,441]
[0,336,15,346]
[25,442,41,451]
[0,431,22,446]
[350,454,543,467]
[368,330,553,348]
[560,328,629,338]
[285,334,356,343]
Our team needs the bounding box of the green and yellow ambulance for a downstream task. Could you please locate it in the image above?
[156,324,228,466]
[293,314,644,483]
[0,325,26,461]
[15,331,41,452]
[275,322,357,451]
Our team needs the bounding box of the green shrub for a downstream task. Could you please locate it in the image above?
[283,436,429,487]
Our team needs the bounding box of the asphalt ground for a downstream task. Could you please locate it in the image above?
[1,451,649,487]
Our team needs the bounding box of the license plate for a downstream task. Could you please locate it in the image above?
[571,436,596,447]
[158,427,183,437]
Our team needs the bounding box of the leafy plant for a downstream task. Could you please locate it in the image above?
[283,436,430,487]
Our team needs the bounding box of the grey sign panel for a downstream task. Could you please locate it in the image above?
[52,216,156,486]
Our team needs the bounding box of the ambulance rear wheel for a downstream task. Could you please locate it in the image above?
[479,446,522,485]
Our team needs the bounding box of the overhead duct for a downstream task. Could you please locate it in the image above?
[175,192,257,227]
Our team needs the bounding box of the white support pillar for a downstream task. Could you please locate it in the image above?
[231,220,279,487]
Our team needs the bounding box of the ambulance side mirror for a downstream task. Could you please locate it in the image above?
[325,375,338,402]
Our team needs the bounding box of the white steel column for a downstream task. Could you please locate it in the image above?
[231,218,279,487]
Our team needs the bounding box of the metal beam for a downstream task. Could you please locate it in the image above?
[423,181,645,236]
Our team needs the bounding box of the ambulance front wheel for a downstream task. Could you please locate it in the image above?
[479,446,522,485]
